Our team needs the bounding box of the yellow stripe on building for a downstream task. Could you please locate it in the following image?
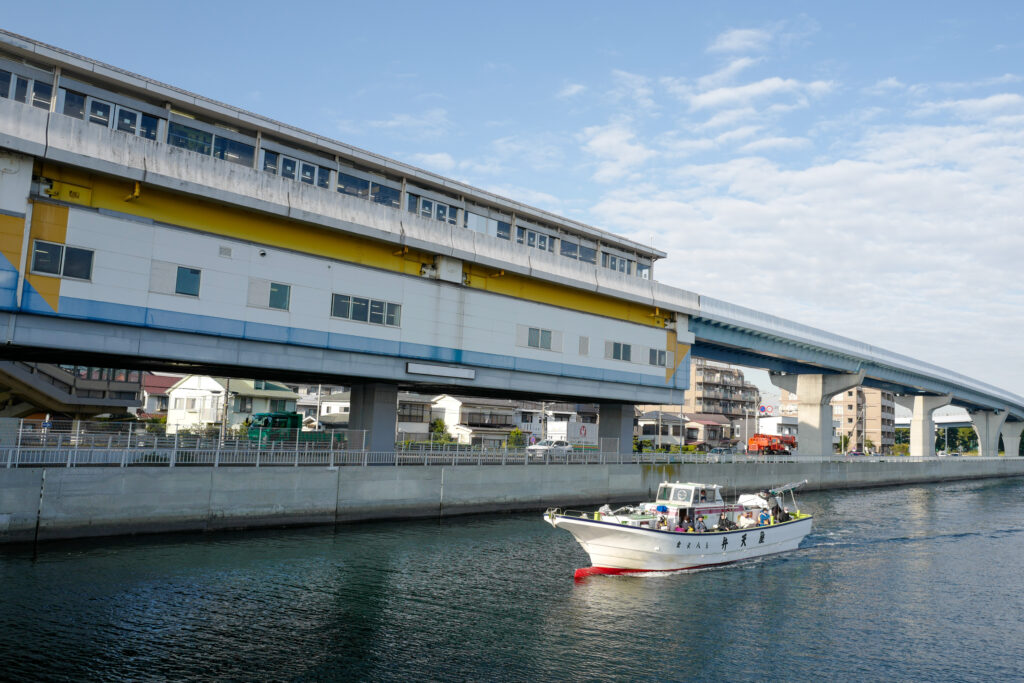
[38,163,666,328]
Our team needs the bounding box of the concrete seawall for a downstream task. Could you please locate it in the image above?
[2,459,1023,544]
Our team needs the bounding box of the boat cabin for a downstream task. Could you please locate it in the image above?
[655,482,724,507]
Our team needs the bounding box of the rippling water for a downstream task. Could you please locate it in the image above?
[2,477,1024,681]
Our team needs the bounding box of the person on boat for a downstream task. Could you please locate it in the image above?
[758,508,771,526]
[737,511,756,528]
[717,513,737,531]
[695,516,708,533]
[699,489,707,503]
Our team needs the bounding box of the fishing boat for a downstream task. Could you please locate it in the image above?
[544,480,812,578]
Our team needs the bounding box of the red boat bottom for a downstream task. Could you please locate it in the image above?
[573,566,656,579]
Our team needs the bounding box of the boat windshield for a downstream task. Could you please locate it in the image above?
[672,487,692,504]
[656,485,673,502]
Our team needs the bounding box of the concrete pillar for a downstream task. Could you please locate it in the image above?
[598,403,635,455]
[348,383,398,452]
[1000,421,1023,457]
[895,394,952,457]
[970,409,1007,457]
[770,370,865,456]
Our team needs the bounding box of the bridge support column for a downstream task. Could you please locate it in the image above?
[1000,422,1023,457]
[769,370,865,456]
[598,403,635,455]
[348,383,398,452]
[896,394,952,457]
[970,409,1007,457]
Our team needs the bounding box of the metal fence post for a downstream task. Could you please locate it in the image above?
[214,432,220,468]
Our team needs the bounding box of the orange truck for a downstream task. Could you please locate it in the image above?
[747,433,796,454]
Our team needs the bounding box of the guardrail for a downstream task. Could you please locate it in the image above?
[0,447,1007,469]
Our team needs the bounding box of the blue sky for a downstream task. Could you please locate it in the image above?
[6,2,1024,400]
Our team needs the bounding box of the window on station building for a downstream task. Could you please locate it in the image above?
[175,266,201,297]
[0,70,10,99]
[407,193,458,225]
[370,183,401,208]
[337,172,370,199]
[649,349,667,367]
[331,293,401,327]
[213,136,256,167]
[168,121,213,156]
[268,282,291,310]
[527,327,552,350]
[465,211,512,240]
[602,252,634,275]
[610,342,632,362]
[30,240,94,280]
[31,80,52,110]
[516,226,556,253]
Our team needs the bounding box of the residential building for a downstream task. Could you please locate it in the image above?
[137,373,182,419]
[166,376,298,433]
[684,359,760,420]
[432,395,518,448]
[830,387,896,454]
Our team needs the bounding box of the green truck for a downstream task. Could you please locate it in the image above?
[247,412,347,446]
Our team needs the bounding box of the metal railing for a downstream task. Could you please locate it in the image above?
[0,419,1013,469]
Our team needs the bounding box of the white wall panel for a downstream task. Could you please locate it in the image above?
[52,210,674,386]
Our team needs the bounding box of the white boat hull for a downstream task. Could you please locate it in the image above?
[550,514,813,575]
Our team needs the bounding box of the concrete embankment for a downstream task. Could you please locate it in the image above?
[2,458,1023,544]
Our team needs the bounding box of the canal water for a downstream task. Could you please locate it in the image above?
[2,477,1023,682]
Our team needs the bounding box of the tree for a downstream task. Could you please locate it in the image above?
[864,438,875,453]
[430,418,453,443]
[507,428,525,448]
[838,434,850,452]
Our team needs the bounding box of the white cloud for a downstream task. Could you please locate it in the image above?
[688,77,834,111]
[558,83,586,98]
[586,114,1024,394]
[368,108,451,137]
[697,57,761,90]
[864,77,905,95]
[738,136,809,153]
[580,122,657,182]
[609,69,656,110]
[408,152,456,173]
[915,93,1024,119]
[708,28,772,53]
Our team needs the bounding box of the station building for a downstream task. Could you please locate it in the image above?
[0,30,698,451]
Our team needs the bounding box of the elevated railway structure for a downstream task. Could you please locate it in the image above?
[0,30,1020,456]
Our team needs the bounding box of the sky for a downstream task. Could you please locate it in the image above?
[5,2,1024,403]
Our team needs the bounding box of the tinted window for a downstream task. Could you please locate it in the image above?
[139,114,160,140]
[371,183,400,208]
[263,151,279,173]
[331,294,351,318]
[89,100,111,126]
[268,282,290,310]
[281,157,296,179]
[32,241,62,274]
[116,108,137,134]
[62,247,93,280]
[496,221,511,240]
[213,136,255,167]
[338,172,370,198]
[369,300,385,324]
[31,81,52,110]
[14,77,28,103]
[350,297,369,322]
[62,90,85,119]
[0,70,9,98]
[168,122,212,155]
[175,266,201,296]
[317,167,331,189]
[386,303,401,326]
[300,163,315,184]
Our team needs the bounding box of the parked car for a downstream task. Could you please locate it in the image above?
[527,439,573,460]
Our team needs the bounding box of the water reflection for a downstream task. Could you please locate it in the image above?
[2,479,1024,681]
